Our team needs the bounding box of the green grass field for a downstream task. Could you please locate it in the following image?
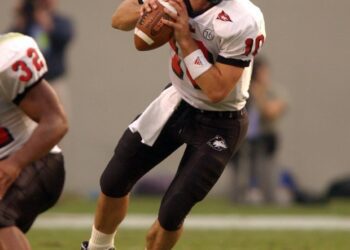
[28,229,350,250]
[27,197,350,250]
[48,196,350,216]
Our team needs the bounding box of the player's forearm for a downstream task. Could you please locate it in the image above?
[196,67,236,103]
[179,38,237,103]
[7,115,68,170]
[111,0,141,31]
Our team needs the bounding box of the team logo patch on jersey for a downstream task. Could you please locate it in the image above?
[194,57,203,65]
[203,29,215,40]
[207,135,228,151]
[217,11,232,22]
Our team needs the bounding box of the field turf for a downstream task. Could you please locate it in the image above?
[27,197,350,250]
[28,229,350,250]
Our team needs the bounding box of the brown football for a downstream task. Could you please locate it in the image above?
[134,0,176,51]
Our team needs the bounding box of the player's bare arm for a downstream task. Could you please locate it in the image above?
[112,0,162,31]
[0,80,68,198]
[163,0,244,103]
[112,0,141,31]
[112,0,140,31]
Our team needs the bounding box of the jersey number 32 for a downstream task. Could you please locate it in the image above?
[12,48,45,83]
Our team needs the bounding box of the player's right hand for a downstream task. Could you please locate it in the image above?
[0,159,21,200]
[140,0,159,16]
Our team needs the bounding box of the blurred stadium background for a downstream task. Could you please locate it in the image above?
[1,0,350,249]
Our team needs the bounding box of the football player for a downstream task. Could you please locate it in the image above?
[0,33,68,250]
[82,0,265,249]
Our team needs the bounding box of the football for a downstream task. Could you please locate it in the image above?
[134,0,177,51]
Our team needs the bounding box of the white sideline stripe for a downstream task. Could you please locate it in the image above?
[134,28,154,45]
[33,214,350,231]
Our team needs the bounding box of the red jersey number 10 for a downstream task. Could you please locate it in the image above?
[244,35,265,57]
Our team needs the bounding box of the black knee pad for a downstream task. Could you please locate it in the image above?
[158,155,226,231]
[158,192,198,231]
[100,154,134,198]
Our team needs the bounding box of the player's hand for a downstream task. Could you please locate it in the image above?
[162,0,192,46]
[0,159,22,200]
[141,0,159,16]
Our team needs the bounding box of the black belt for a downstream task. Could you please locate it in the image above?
[179,100,246,119]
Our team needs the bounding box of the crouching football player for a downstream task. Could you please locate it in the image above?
[0,33,68,250]
[82,0,265,249]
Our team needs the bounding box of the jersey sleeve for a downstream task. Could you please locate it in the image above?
[214,13,266,68]
[0,36,48,104]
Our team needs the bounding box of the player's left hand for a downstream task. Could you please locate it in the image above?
[0,159,22,199]
[162,0,192,46]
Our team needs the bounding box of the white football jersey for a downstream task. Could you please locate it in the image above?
[0,33,58,159]
[169,0,266,111]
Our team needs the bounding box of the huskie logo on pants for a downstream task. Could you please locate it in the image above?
[207,135,228,151]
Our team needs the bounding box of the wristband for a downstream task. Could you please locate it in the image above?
[183,49,212,80]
